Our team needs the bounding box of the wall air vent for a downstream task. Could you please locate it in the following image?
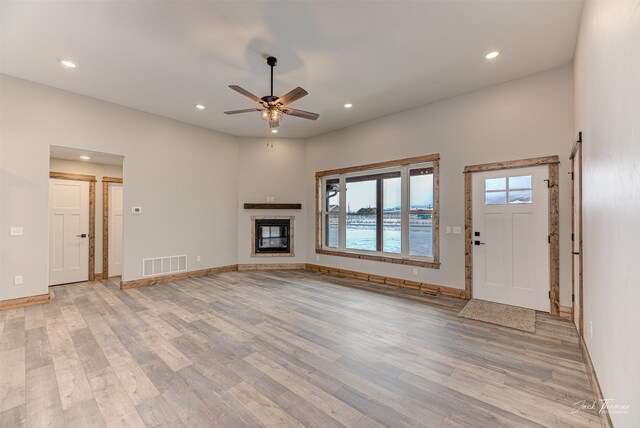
[142,255,187,278]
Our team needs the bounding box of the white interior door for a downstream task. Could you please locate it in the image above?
[49,179,89,285]
[572,149,582,333]
[472,166,550,311]
[108,183,124,277]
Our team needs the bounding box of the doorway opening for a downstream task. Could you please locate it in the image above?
[464,156,560,314]
[49,146,124,285]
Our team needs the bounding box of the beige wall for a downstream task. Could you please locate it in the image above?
[237,138,308,266]
[1,74,239,301]
[306,65,574,305]
[573,1,640,425]
[48,158,123,276]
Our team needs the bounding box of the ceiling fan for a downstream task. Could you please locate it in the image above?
[224,56,319,129]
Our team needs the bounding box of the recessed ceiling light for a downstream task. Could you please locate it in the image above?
[58,59,77,68]
[195,104,205,110]
[344,103,353,108]
[485,51,500,60]
[271,129,278,133]
[79,156,91,160]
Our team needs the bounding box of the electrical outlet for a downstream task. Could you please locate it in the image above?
[412,268,418,276]
[14,275,23,285]
[316,254,320,261]
[196,255,201,262]
[589,320,593,339]
[10,227,24,236]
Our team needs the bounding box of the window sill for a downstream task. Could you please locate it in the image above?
[316,248,440,269]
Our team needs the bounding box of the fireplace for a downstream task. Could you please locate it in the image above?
[252,217,294,256]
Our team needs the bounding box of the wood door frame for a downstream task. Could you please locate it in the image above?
[463,155,560,315]
[570,132,583,333]
[102,177,123,279]
[49,172,97,282]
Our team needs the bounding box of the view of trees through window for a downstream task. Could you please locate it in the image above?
[321,160,436,260]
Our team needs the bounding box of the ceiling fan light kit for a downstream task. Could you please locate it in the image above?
[225,56,319,129]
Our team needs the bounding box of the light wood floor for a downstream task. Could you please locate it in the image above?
[0,270,601,428]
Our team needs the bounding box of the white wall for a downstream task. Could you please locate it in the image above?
[237,138,307,265]
[48,158,123,276]
[306,65,574,305]
[1,74,239,301]
[573,1,640,426]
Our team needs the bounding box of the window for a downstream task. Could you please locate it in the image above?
[484,175,532,205]
[316,154,439,268]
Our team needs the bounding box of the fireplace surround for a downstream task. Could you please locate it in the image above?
[251,216,295,257]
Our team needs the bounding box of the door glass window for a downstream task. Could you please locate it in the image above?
[485,175,533,205]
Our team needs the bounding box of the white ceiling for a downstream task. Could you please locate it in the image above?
[1,1,582,138]
[50,146,124,166]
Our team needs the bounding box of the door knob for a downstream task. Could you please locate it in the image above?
[77,234,87,238]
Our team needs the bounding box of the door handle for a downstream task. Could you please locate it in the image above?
[77,234,87,238]
[474,240,485,246]
[572,251,579,255]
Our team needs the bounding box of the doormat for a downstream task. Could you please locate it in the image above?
[458,299,536,333]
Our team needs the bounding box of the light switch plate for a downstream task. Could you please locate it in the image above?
[445,226,452,234]
[453,226,462,235]
[14,275,23,285]
[10,227,24,236]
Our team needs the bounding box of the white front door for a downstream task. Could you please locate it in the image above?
[108,183,124,277]
[49,179,89,285]
[472,166,550,311]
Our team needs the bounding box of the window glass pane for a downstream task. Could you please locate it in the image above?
[485,177,506,191]
[324,180,340,212]
[508,190,532,204]
[409,171,433,210]
[324,214,339,248]
[485,191,507,204]
[509,175,532,189]
[383,177,401,254]
[409,213,433,257]
[346,180,377,251]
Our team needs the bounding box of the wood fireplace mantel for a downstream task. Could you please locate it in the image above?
[244,203,301,210]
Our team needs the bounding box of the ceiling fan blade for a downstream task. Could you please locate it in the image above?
[228,85,264,104]
[282,107,319,121]
[276,87,308,106]
[269,120,280,128]
[224,108,263,115]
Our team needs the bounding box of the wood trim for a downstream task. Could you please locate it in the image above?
[50,172,96,282]
[316,249,440,269]
[306,264,465,298]
[244,203,301,210]
[49,171,96,182]
[432,158,440,265]
[548,163,560,315]
[570,132,584,334]
[580,335,614,428]
[102,176,123,183]
[93,273,104,281]
[0,293,50,311]
[559,305,573,321]
[120,264,238,289]
[463,155,559,174]
[238,263,306,271]
[463,156,560,315]
[315,153,440,178]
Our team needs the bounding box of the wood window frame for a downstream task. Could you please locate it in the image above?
[49,171,97,281]
[463,155,560,315]
[102,176,123,279]
[315,154,440,269]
